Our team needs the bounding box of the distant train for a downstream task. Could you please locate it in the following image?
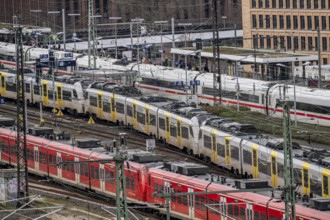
[0,126,330,220]
[1,41,330,127]
[1,70,330,202]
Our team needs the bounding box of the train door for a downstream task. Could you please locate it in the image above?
[98,92,103,117]
[57,152,62,179]
[252,145,259,178]
[42,81,48,105]
[133,100,137,126]
[145,105,150,134]
[322,169,330,198]
[176,118,182,147]
[165,113,170,142]
[225,136,231,166]
[211,130,217,162]
[100,164,105,192]
[271,151,278,187]
[246,204,252,220]
[111,93,116,121]
[34,146,39,172]
[0,72,5,96]
[75,157,80,185]
[220,197,227,219]
[188,188,194,219]
[57,84,63,109]
[302,163,310,195]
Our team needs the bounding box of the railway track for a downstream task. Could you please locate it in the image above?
[0,102,237,177]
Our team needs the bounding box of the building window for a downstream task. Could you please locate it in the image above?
[322,16,327,30]
[294,37,299,50]
[286,15,291,29]
[286,0,291,8]
[265,0,270,8]
[280,15,284,28]
[300,0,305,8]
[253,35,258,48]
[266,15,271,28]
[279,0,284,8]
[321,0,326,8]
[293,16,298,29]
[259,15,264,28]
[260,35,264,48]
[301,36,306,50]
[315,16,319,29]
[323,58,328,65]
[280,36,285,49]
[308,36,313,50]
[287,36,292,49]
[258,0,263,8]
[266,35,271,48]
[314,0,319,8]
[252,15,257,28]
[293,0,298,8]
[273,36,278,48]
[307,0,312,8]
[300,16,305,29]
[252,0,257,8]
[272,0,277,8]
[273,15,277,28]
[322,37,327,51]
[307,16,312,29]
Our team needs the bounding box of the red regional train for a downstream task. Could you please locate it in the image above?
[0,127,329,220]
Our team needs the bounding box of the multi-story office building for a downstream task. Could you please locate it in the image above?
[242,0,330,67]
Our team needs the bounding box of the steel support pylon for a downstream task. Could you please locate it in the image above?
[15,26,29,207]
[281,100,296,220]
[88,0,97,69]
[115,154,128,220]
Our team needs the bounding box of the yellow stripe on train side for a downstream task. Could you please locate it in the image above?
[252,144,259,178]
[211,129,217,162]
[57,83,63,108]
[97,91,103,117]
[302,162,310,195]
[271,151,277,187]
[0,72,6,96]
[322,169,330,198]
[225,134,231,166]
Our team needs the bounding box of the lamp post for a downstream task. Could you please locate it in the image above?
[48,11,60,33]
[221,16,227,29]
[131,18,144,73]
[178,23,192,48]
[109,17,122,59]
[68,13,80,52]
[154,21,168,65]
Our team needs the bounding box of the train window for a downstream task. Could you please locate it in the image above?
[203,135,211,149]
[116,102,124,114]
[170,125,177,137]
[89,96,97,107]
[177,121,181,137]
[154,183,158,192]
[182,196,188,206]
[182,127,189,139]
[217,143,225,157]
[105,170,109,182]
[171,194,176,202]
[150,114,156,126]
[303,169,309,188]
[195,196,200,209]
[159,118,165,130]
[261,213,266,220]
[259,159,271,175]
[98,95,102,108]
[311,179,322,196]
[146,109,149,124]
[243,149,252,165]
[34,85,40,95]
[323,175,329,195]
[189,126,194,138]
[126,176,131,189]
[270,217,275,220]
[228,204,233,216]
[177,192,182,204]
[254,211,259,220]
[277,163,284,178]
[165,117,170,132]
[225,140,230,158]
[48,90,57,100]
[91,166,95,179]
[57,87,62,100]
[73,89,77,98]
[103,102,110,113]
[231,146,239,160]
[131,179,135,190]
[234,206,239,216]
[271,157,276,175]
[137,112,145,125]
[127,105,133,116]
[6,82,16,92]
[200,197,206,210]
[295,101,330,115]
[252,149,257,167]
[239,207,245,219]
[209,199,214,213]
[63,90,71,101]
[25,83,30,93]
[95,167,99,179]
[110,171,114,183]
[262,94,265,104]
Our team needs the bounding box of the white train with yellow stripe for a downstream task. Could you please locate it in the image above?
[0,71,87,114]
[199,123,330,198]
